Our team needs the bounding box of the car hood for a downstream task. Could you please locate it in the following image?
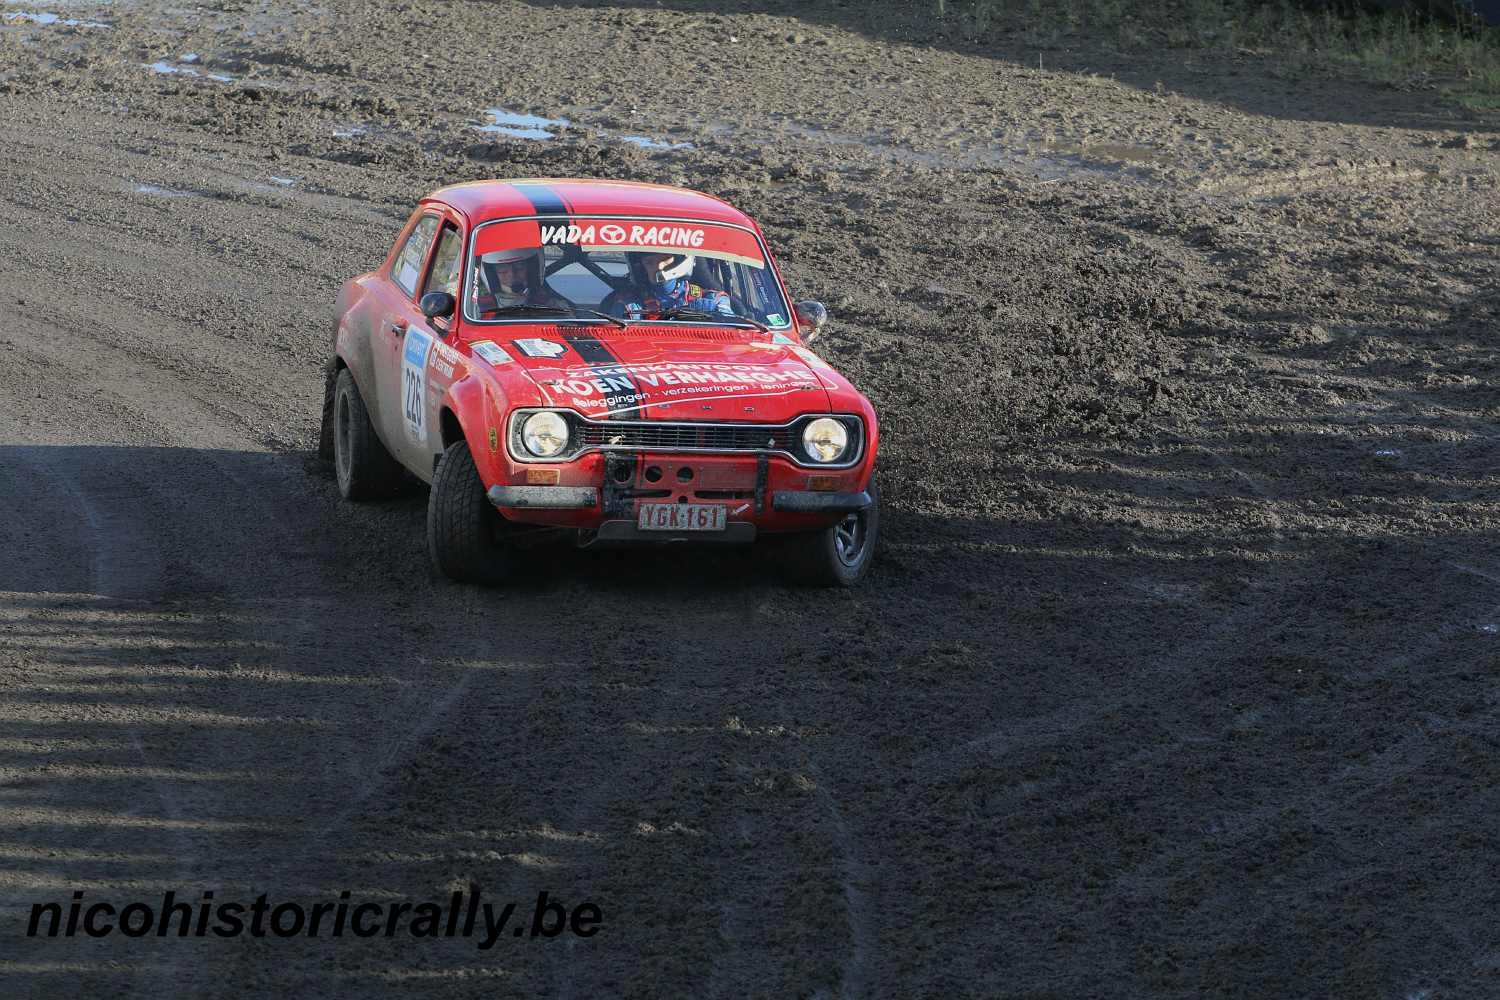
[493,327,836,421]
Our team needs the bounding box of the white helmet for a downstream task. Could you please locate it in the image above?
[634,251,695,292]
[658,253,695,284]
[482,247,541,306]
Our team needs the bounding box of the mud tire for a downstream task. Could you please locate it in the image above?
[781,478,880,588]
[427,440,511,585]
[332,368,404,500]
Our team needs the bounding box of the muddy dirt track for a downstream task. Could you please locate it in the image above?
[2,1,1499,996]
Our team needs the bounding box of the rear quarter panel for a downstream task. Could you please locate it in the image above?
[333,274,383,414]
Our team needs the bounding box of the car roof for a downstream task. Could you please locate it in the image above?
[423,179,757,229]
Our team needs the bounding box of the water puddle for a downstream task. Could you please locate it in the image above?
[134,183,198,198]
[463,107,1153,180]
[475,108,569,141]
[147,59,233,82]
[1041,140,1164,165]
[2,10,108,27]
[620,135,694,151]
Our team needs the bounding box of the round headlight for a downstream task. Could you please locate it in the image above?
[521,411,569,458]
[802,417,849,464]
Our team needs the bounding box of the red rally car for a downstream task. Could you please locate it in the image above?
[317,179,879,586]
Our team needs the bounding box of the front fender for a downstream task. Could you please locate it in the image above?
[443,372,509,488]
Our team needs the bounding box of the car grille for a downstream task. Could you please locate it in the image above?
[575,421,798,453]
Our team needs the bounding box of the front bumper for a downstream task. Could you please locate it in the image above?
[485,451,872,537]
[488,485,871,514]
[772,490,872,513]
[488,485,598,509]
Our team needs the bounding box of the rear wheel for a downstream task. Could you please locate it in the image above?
[427,440,511,585]
[780,479,880,588]
[333,369,404,500]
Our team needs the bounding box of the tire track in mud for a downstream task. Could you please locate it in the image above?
[797,756,870,1000]
[1195,160,1439,200]
[1113,578,1500,894]
[913,428,1302,781]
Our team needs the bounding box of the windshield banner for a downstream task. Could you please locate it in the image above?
[474,217,766,268]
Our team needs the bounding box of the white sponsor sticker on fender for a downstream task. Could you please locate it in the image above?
[470,340,513,365]
[514,338,567,359]
[402,328,434,442]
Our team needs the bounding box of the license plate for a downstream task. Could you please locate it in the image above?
[637,503,727,532]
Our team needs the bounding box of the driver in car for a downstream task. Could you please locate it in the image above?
[604,251,734,320]
[473,247,570,315]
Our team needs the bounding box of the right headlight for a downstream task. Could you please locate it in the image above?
[521,411,569,458]
[802,417,849,464]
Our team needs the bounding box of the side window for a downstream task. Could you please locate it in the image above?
[423,223,463,299]
[391,215,439,298]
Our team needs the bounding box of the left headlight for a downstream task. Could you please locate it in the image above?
[521,411,569,458]
[802,417,849,464]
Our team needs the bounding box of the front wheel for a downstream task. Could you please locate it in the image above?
[427,440,511,585]
[780,479,880,588]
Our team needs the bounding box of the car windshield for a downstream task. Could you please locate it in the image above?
[464,217,793,330]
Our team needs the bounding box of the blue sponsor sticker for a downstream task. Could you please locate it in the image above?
[401,328,434,442]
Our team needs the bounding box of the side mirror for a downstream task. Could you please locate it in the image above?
[420,291,456,322]
[794,300,828,344]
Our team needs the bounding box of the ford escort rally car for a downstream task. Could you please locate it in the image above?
[317,179,879,586]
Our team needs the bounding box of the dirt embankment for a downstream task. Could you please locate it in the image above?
[1,2,1499,997]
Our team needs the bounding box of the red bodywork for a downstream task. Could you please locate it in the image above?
[323,179,878,542]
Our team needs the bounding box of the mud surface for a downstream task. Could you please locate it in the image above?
[2,2,1499,997]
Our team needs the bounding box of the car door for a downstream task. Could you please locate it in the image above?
[403,218,468,476]
[373,212,441,468]
[377,211,470,478]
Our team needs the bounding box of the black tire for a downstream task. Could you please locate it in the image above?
[332,369,404,500]
[427,440,511,585]
[780,478,880,588]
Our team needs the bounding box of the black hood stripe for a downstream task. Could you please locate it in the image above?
[508,186,644,421]
[560,332,642,420]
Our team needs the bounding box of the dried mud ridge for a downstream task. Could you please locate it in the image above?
[2,2,1499,998]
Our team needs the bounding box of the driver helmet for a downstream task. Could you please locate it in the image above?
[482,247,541,306]
[633,251,695,298]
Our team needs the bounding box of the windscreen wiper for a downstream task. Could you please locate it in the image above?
[486,304,576,317]
[581,309,629,329]
[658,307,769,333]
